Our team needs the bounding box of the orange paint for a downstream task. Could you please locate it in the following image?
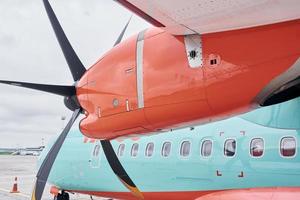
[77,19,300,139]
[69,187,300,200]
[196,187,300,200]
[83,137,89,143]
[70,190,217,200]
[50,186,59,196]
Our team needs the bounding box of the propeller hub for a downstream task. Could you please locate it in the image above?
[64,95,81,111]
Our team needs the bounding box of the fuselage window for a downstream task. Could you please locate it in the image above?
[250,138,264,157]
[162,142,171,157]
[224,139,236,157]
[180,141,191,157]
[117,144,125,157]
[145,142,154,157]
[131,143,139,157]
[93,144,100,157]
[201,140,212,157]
[280,137,296,157]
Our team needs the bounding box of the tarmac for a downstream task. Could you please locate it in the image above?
[0,155,106,200]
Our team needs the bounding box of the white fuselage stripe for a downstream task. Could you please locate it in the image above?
[136,30,146,109]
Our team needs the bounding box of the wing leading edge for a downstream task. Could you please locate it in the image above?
[116,0,300,35]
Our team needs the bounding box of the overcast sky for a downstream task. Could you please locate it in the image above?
[0,0,149,148]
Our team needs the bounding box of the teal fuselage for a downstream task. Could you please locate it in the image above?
[43,98,300,195]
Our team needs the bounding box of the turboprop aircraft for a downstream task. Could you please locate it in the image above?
[0,0,300,199]
[42,97,300,200]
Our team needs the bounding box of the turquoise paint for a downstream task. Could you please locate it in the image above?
[242,97,300,129]
[41,98,300,193]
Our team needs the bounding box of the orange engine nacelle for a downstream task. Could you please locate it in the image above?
[77,19,300,139]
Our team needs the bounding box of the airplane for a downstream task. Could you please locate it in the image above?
[41,96,300,200]
[0,0,300,199]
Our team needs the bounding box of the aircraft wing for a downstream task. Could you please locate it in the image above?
[116,0,300,35]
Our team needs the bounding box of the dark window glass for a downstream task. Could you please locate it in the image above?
[180,141,191,157]
[162,142,171,157]
[117,144,125,157]
[250,138,264,157]
[201,140,212,157]
[224,139,236,157]
[145,142,154,157]
[280,137,296,157]
[131,143,139,157]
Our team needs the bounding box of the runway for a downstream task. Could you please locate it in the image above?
[0,155,105,200]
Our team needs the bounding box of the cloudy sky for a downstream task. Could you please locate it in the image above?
[0,0,149,147]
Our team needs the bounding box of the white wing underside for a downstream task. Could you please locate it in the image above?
[118,0,300,35]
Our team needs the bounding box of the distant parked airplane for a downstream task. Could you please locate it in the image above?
[0,147,44,156]
[14,147,44,156]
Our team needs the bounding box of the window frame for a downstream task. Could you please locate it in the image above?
[201,139,213,158]
[92,144,101,157]
[117,143,125,157]
[131,143,139,157]
[249,138,265,158]
[145,142,155,157]
[180,140,191,157]
[223,138,237,158]
[161,141,172,158]
[279,136,297,158]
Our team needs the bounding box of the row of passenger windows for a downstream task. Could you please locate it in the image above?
[116,137,297,158]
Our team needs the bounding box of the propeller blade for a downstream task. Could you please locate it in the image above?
[0,80,75,97]
[100,140,144,199]
[31,108,81,200]
[113,16,132,47]
[42,0,86,81]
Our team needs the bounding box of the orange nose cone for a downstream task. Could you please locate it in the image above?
[76,72,92,113]
[76,72,92,136]
[76,69,102,139]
